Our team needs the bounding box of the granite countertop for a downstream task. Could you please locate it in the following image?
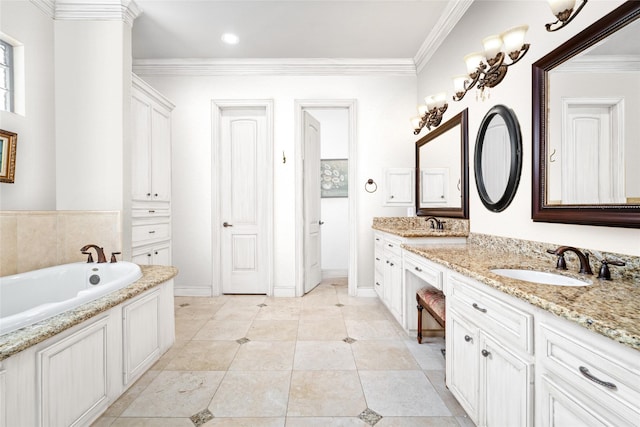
[372,224,469,238]
[0,265,178,362]
[403,244,640,351]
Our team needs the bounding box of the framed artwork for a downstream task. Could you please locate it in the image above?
[0,129,17,183]
[321,158,348,198]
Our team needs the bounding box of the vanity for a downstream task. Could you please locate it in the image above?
[376,230,640,427]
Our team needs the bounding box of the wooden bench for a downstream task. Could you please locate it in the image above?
[416,286,446,344]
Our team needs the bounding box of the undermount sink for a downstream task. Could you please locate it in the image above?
[490,269,591,287]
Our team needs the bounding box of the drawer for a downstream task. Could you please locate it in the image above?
[132,222,170,244]
[538,322,640,421]
[132,208,170,219]
[403,251,443,291]
[449,273,533,354]
[383,236,402,257]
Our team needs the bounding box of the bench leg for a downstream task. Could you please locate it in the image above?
[417,303,423,344]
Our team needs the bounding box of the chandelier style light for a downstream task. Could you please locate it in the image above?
[452,25,530,102]
[410,92,448,135]
[546,0,588,32]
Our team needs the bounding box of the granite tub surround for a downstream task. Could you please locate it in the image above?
[403,234,640,351]
[372,216,469,237]
[0,264,178,361]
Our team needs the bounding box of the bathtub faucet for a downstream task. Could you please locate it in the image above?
[80,244,108,263]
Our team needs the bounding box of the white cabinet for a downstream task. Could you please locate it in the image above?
[131,74,174,266]
[377,233,403,323]
[446,273,533,427]
[131,75,174,203]
[374,233,384,299]
[123,289,160,385]
[383,168,414,206]
[536,315,640,427]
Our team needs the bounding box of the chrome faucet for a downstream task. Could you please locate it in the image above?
[424,216,445,230]
[80,244,107,263]
[547,246,593,275]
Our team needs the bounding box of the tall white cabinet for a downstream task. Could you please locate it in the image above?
[130,75,174,266]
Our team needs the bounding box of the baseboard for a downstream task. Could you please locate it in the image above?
[321,269,348,279]
[356,287,378,298]
[272,287,296,297]
[173,286,212,297]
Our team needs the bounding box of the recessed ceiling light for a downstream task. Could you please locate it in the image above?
[221,33,239,45]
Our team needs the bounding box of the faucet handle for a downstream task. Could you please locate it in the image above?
[110,252,121,263]
[438,221,446,230]
[546,248,567,270]
[81,251,94,263]
[597,258,626,280]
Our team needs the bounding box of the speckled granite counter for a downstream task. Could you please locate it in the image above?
[403,242,640,351]
[372,216,470,238]
[0,265,178,361]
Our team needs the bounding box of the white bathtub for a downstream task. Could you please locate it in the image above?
[0,261,143,335]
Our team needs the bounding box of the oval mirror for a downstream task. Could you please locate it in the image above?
[474,105,522,212]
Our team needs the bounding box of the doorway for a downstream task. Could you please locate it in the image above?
[212,100,274,295]
[295,100,357,297]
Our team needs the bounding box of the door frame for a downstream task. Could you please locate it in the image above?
[294,100,358,297]
[211,99,274,296]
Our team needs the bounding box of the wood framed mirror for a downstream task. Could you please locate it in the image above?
[475,105,523,213]
[415,108,469,218]
[532,1,640,228]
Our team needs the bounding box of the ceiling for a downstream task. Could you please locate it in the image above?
[132,0,456,60]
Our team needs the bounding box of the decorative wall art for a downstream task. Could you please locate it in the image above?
[0,129,17,183]
[321,159,348,198]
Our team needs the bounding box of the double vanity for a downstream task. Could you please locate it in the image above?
[373,218,640,427]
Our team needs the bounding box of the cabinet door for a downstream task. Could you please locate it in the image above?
[447,312,479,423]
[384,168,414,206]
[538,374,608,427]
[153,245,171,266]
[131,94,152,201]
[388,254,403,322]
[150,106,171,201]
[132,249,152,266]
[123,290,160,385]
[480,334,533,427]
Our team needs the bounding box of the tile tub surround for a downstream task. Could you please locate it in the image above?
[372,216,469,238]
[0,210,121,276]
[0,265,178,361]
[403,234,640,351]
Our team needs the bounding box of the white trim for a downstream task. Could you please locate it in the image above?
[414,0,474,73]
[173,286,213,297]
[29,0,55,18]
[554,55,640,73]
[356,288,378,298]
[211,99,274,297]
[322,269,349,279]
[53,0,141,25]
[295,100,358,298]
[132,74,175,110]
[272,287,297,298]
[133,58,416,76]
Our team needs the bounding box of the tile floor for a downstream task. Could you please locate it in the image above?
[93,279,474,427]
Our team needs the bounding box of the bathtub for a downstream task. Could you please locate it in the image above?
[0,261,143,335]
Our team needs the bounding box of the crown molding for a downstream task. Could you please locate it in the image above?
[554,55,640,73]
[30,0,56,18]
[133,58,417,76]
[38,0,143,25]
[414,0,474,73]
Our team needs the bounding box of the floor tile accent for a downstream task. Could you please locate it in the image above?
[257,303,268,307]
[343,337,357,344]
[359,408,383,426]
[236,337,250,344]
[190,409,214,426]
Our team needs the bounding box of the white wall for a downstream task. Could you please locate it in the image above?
[138,74,417,293]
[417,0,640,256]
[308,108,349,276]
[0,0,56,210]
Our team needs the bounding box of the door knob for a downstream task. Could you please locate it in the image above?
[223,222,233,228]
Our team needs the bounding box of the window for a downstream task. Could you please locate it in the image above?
[0,39,14,112]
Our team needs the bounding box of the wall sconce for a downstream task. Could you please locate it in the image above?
[546,0,588,32]
[410,92,448,135]
[452,25,530,102]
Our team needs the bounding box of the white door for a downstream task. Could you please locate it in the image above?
[562,103,624,204]
[303,111,322,293]
[220,108,268,294]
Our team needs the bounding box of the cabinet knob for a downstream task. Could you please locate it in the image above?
[146,193,151,196]
[223,222,233,228]
[390,262,394,267]
[388,244,394,247]
[464,335,472,342]
[415,266,423,272]
[375,257,380,261]
[375,282,380,286]
[154,193,158,197]
[155,251,158,255]
[472,303,487,313]
[149,210,156,213]
[149,230,156,234]
[390,195,394,199]
[147,253,152,257]
[481,349,491,358]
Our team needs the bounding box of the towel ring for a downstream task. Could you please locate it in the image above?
[365,179,377,193]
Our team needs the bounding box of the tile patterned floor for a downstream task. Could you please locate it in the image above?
[93,279,475,427]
